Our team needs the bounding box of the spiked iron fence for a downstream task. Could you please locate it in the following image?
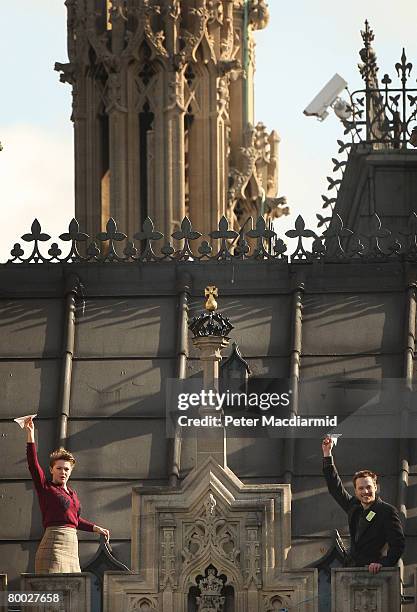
[4,212,417,264]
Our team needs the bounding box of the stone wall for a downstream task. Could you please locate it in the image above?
[0,259,414,598]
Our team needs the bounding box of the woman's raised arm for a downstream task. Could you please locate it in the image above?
[24,416,35,443]
[24,417,46,491]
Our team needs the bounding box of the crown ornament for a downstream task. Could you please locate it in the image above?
[189,286,234,338]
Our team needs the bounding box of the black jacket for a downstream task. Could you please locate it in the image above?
[323,456,405,567]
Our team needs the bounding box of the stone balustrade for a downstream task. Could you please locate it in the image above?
[331,567,401,612]
[20,573,91,612]
[11,567,406,611]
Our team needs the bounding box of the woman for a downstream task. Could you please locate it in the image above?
[24,416,110,574]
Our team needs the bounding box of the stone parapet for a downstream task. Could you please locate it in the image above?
[21,573,92,612]
[103,569,318,612]
[331,567,401,612]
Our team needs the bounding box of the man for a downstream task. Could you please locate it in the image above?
[322,437,405,574]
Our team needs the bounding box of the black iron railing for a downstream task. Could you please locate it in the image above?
[4,212,417,264]
[318,21,417,222]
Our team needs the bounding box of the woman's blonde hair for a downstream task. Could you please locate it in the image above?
[49,447,76,468]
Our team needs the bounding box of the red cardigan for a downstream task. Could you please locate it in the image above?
[27,442,94,532]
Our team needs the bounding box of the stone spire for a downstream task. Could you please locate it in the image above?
[56,0,286,241]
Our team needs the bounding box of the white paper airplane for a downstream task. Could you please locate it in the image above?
[13,414,37,429]
[326,432,342,446]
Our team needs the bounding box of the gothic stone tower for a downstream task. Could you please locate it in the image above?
[56,0,285,241]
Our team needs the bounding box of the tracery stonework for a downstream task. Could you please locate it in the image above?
[128,595,160,611]
[181,493,240,571]
[244,512,262,588]
[56,0,288,243]
[160,513,177,590]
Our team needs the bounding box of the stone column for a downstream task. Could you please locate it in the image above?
[106,65,128,233]
[192,335,229,390]
[189,287,233,470]
[71,72,103,239]
[192,335,229,469]
[164,86,186,235]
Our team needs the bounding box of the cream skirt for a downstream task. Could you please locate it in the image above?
[35,527,81,574]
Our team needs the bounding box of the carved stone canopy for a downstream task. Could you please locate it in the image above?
[104,457,318,611]
[130,457,292,583]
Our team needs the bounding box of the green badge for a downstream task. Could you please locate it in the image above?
[366,511,376,522]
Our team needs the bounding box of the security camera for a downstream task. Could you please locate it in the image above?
[303,74,348,121]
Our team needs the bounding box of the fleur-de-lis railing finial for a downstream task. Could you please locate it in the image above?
[246,216,276,259]
[6,212,417,266]
[14,219,51,264]
[96,218,127,262]
[171,217,202,259]
[285,215,317,261]
[134,217,163,261]
[209,216,238,260]
[395,49,413,87]
[359,213,391,258]
[322,214,353,257]
[59,218,90,262]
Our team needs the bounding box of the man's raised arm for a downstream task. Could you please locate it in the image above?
[322,437,352,513]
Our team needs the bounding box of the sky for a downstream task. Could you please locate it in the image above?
[1,1,417,261]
